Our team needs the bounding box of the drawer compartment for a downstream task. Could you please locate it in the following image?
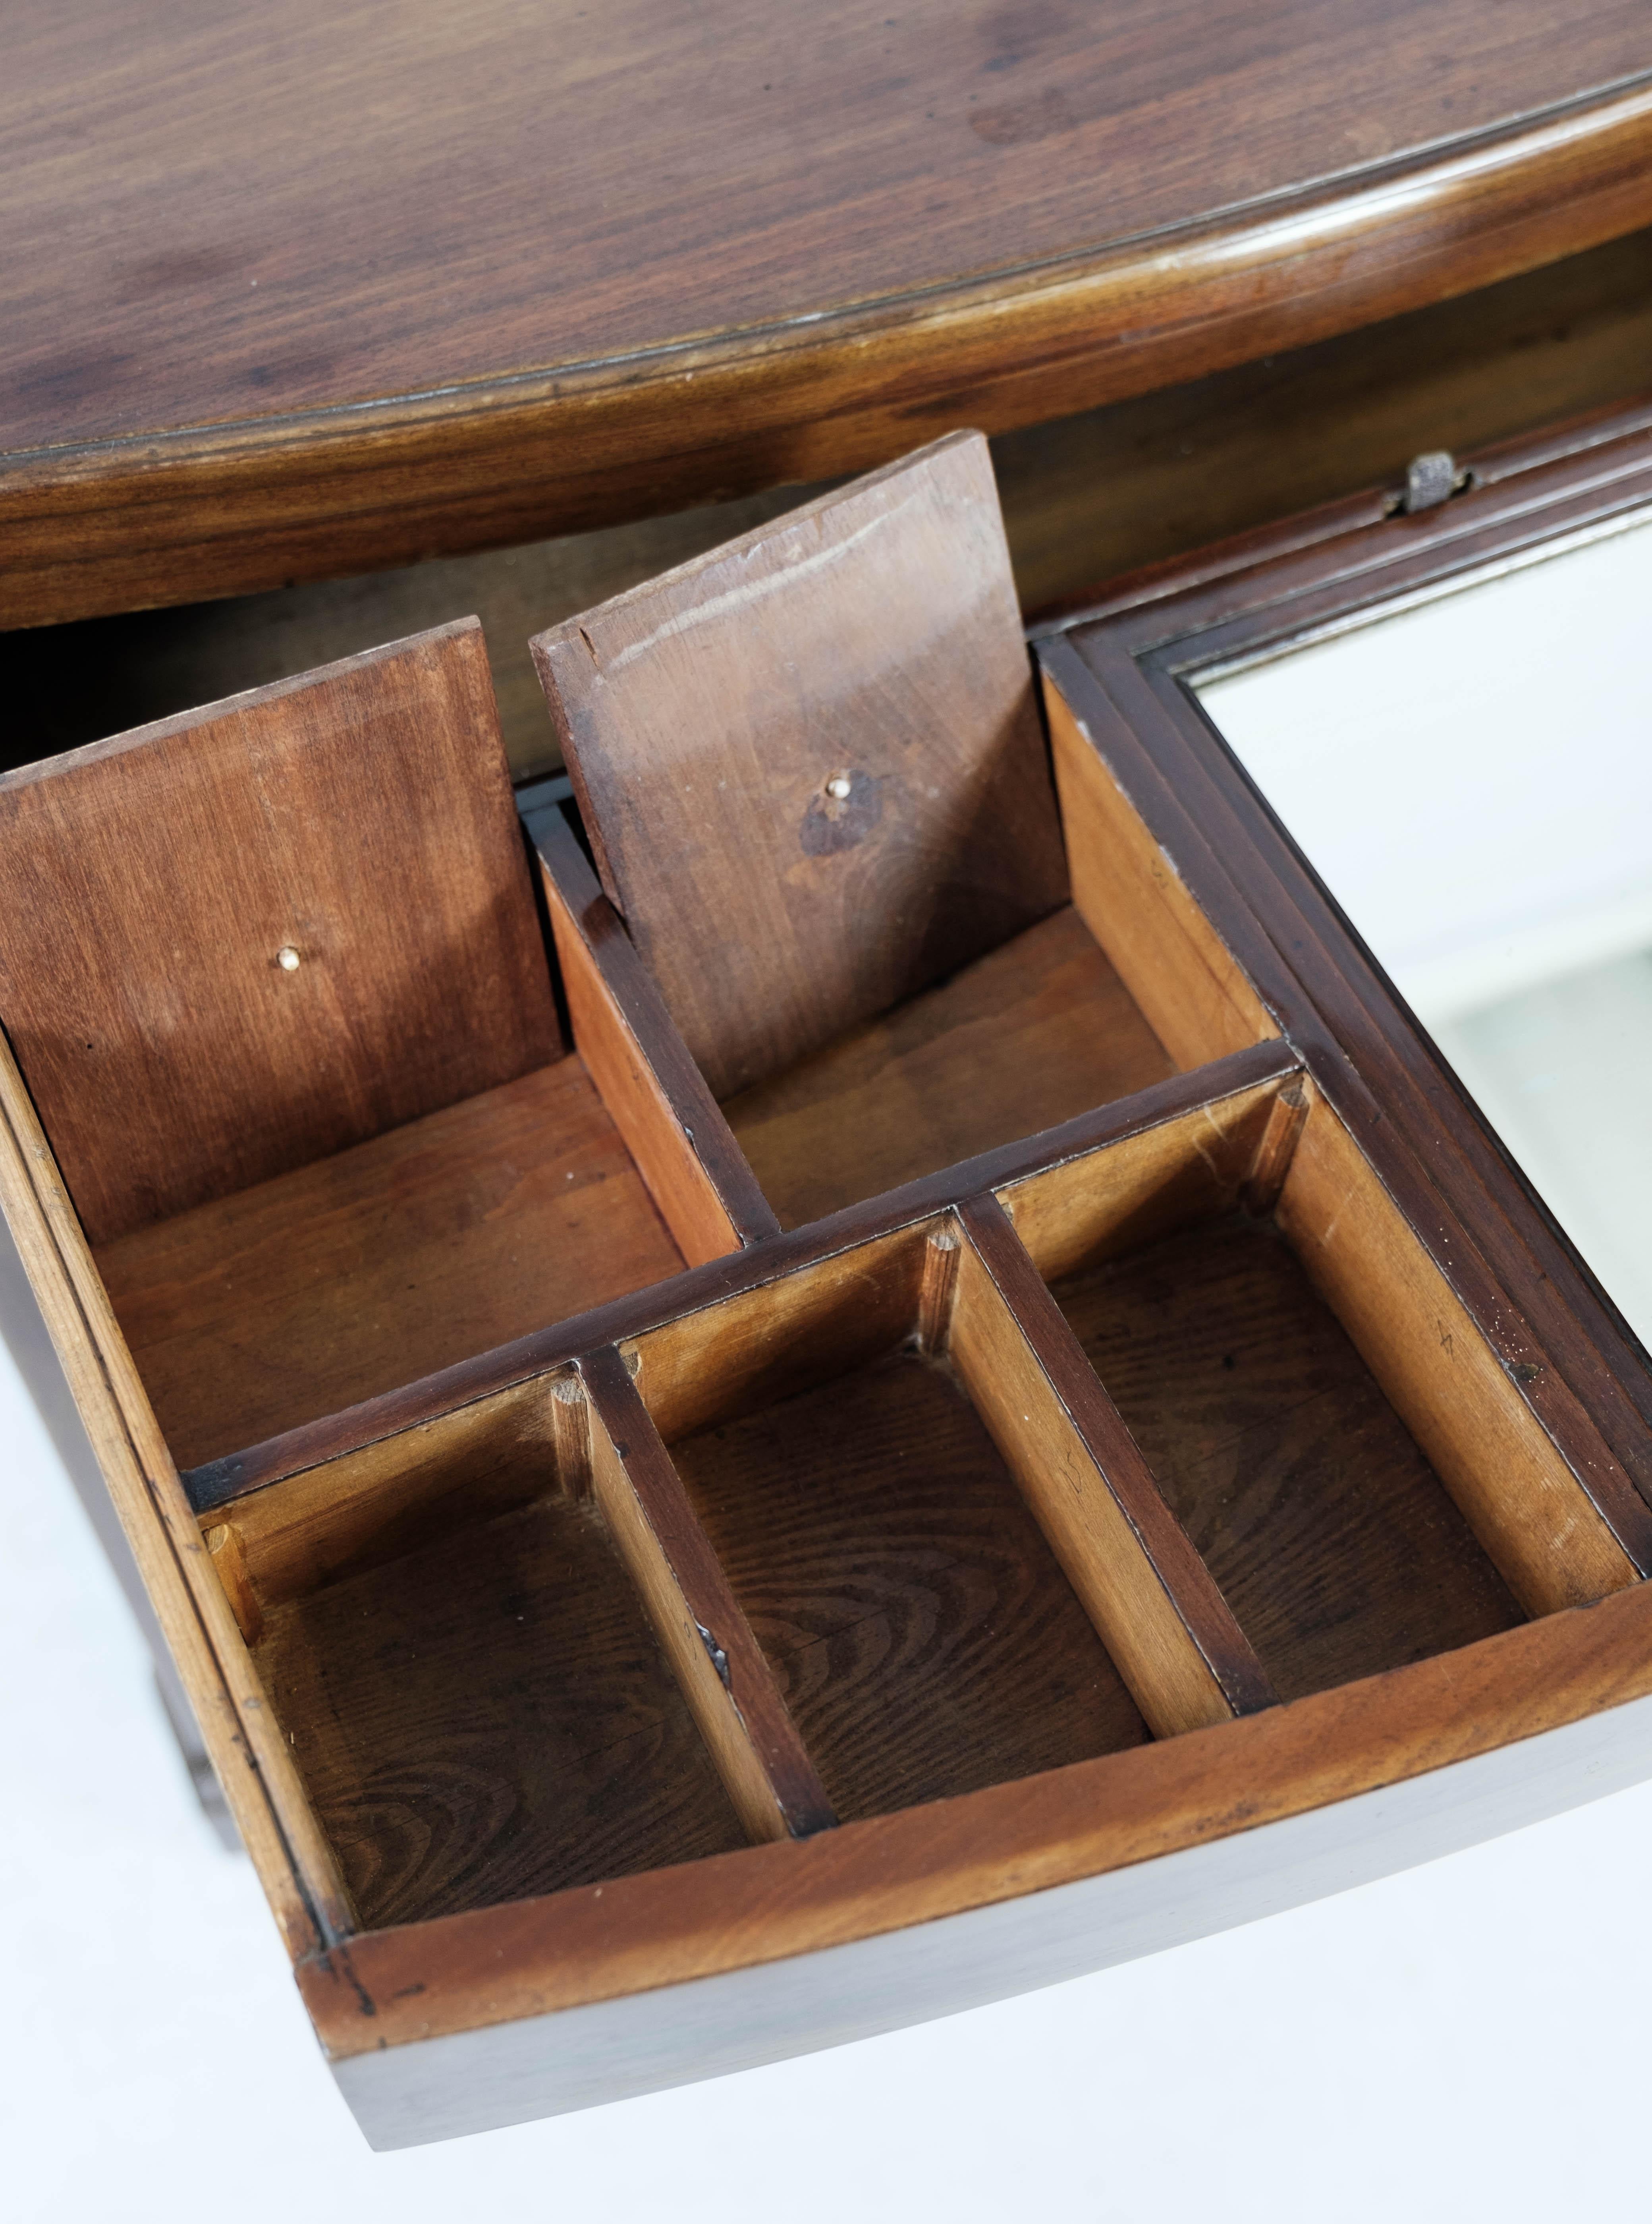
[670,1326,1150,1822]
[250,1431,748,1927]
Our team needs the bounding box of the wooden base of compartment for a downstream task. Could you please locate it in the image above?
[673,1344,1150,1821]
[1050,1212,1523,1703]
[96,1056,685,1470]
[721,905,1174,1227]
[258,1478,747,1930]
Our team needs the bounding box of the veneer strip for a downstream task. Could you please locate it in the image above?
[950,1193,1278,1733]
[534,810,778,1262]
[185,1040,1305,1510]
[579,1345,837,1844]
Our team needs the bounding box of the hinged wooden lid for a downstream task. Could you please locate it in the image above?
[532,430,1069,1100]
[0,619,558,1244]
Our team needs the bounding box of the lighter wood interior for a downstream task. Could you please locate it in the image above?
[948,1219,1248,1738]
[253,1471,749,1930]
[205,1138,1317,1912]
[723,906,1173,1227]
[98,1056,686,1472]
[1042,669,1278,1069]
[670,1333,1152,1821]
[584,1349,837,1844]
[212,1374,564,1611]
[709,662,1284,1229]
[1276,1089,1638,1615]
[1003,1084,1635,1699]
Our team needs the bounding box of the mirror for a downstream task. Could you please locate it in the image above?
[1196,512,1652,1349]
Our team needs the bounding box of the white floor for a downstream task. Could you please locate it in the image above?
[5,1332,1652,2220]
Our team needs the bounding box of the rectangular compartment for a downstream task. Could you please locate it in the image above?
[627,1216,1264,1824]
[671,1335,1150,1819]
[100,1058,686,1469]
[998,1084,1638,1700]
[720,903,1173,1228]
[218,1378,752,1928]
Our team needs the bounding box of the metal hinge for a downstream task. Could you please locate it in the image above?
[1385,450,1477,517]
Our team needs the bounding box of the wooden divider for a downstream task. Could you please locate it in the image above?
[579,1346,838,1843]
[948,1194,1278,1735]
[536,810,780,1265]
[1277,1088,1638,1615]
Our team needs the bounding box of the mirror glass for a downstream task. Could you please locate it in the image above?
[1195,514,1652,1348]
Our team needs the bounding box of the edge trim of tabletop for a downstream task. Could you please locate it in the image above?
[7,75,1652,625]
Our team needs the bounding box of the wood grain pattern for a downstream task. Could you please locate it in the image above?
[205,1521,261,1646]
[212,1376,562,1611]
[534,433,1068,1098]
[255,1483,748,1930]
[533,806,778,1260]
[1000,1081,1282,1285]
[952,1194,1276,1731]
[1276,1095,1637,1615]
[98,1058,685,1472]
[724,905,1174,1228]
[1008,227,1652,625]
[635,1223,935,1451]
[0,620,557,1244]
[14,226,1652,782]
[1053,1208,1524,1703]
[7,10,1652,622]
[672,1344,1150,1823]
[584,1348,836,1843]
[298,1567,1652,2060]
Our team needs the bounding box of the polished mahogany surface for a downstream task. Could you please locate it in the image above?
[4,1,1652,624]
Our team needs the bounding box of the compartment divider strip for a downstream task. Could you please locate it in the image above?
[1241,1079,1310,1213]
[579,1344,838,1843]
[951,1193,1279,1734]
[536,810,780,1264]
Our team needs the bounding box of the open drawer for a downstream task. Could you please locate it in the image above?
[5,418,1652,2149]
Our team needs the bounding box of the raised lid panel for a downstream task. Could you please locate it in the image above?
[533,431,1069,1100]
[0,619,558,1243]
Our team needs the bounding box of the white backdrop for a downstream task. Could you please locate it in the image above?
[6,1325,1652,2222]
